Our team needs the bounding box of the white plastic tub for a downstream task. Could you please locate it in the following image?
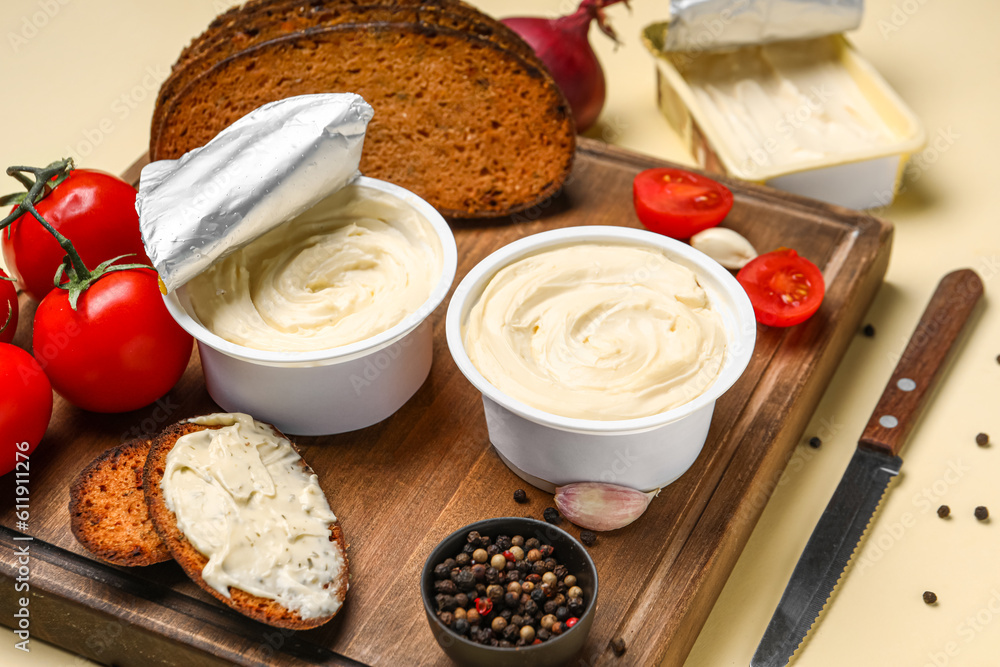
[642,29,926,210]
[446,226,756,493]
[163,176,457,436]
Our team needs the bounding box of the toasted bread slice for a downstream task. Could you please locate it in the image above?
[69,439,172,567]
[143,420,348,630]
[153,22,575,218]
[151,1,543,166]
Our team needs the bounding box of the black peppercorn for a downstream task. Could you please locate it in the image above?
[530,588,546,604]
[937,505,950,519]
[539,544,555,558]
[525,573,542,584]
[514,488,528,503]
[543,507,562,524]
[437,594,459,612]
[510,614,524,627]
[467,531,481,544]
[471,563,487,581]
[543,600,559,615]
[543,557,557,570]
[455,552,471,567]
[975,506,989,521]
[568,598,585,616]
[442,558,457,570]
[976,432,989,447]
[525,537,541,550]
[533,561,549,575]
[487,544,501,557]
[505,592,520,608]
[555,606,570,621]
[487,584,504,601]
[435,579,458,595]
[485,566,501,584]
[453,618,470,635]
[503,624,519,642]
[496,535,512,551]
[433,562,451,580]
[479,535,491,548]
[499,640,513,648]
[475,583,487,596]
[862,323,875,337]
[808,436,822,449]
[506,570,521,583]
[454,569,476,591]
[579,530,596,546]
[537,628,551,642]
[523,599,538,616]
[553,564,569,579]
[516,560,531,574]
[611,637,626,656]
[439,611,454,627]
[477,628,493,643]
[923,591,937,605]
[462,542,476,555]
[455,593,469,608]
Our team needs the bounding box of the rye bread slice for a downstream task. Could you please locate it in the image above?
[143,421,348,630]
[151,1,541,161]
[153,22,575,218]
[69,439,172,567]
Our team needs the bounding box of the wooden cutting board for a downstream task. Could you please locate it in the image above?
[0,138,891,667]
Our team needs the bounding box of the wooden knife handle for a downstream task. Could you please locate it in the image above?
[859,269,983,457]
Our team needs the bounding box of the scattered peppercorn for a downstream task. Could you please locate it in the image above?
[579,530,596,547]
[937,505,950,519]
[611,637,627,656]
[808,436,822,449]
[862,324,876,337]
[923,591,937,605]
[976,432,989,447]
[543,507,562,525]
[513,489,528,504]
[975,506,989,521]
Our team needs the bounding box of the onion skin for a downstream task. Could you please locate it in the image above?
[554,482,657,532]
[502,1,628,133]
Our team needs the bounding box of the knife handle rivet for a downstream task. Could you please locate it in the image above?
[879,415,899,428]
[897,378,916,391]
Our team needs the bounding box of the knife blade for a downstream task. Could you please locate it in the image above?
[751,268,984,667]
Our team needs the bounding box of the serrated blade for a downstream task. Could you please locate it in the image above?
[750,447,902,667]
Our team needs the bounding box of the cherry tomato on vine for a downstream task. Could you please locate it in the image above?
[33,268,192,413]
[2,167,150,302]
[633,168,734,239]
[1,344,52,476]
[0,270,16,344]
[736,248,825,327]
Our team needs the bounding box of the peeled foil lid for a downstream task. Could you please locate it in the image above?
[136,93,374,292]
[660,0,863,52]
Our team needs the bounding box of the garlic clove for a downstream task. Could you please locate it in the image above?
[554,482,658,532]
[690,227,757,270]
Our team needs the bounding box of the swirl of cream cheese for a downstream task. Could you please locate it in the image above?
[186,184,443,352]
[463,243,727,421]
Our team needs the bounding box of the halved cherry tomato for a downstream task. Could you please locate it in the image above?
[737,249,825,327]
[633,168,734,239]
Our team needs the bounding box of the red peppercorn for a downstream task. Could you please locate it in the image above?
[565,617,579,628]
[532,638,543,645]
[475,597,493,615]
[504,550,516,562]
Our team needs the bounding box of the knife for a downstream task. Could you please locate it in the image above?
[751,269,984,667]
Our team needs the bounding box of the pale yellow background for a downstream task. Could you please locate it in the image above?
[2,1,998,666]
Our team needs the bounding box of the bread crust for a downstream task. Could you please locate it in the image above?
[143,421,349,630]
[153,21,575,218]
[69,439,172,567]
[151,0,542,160]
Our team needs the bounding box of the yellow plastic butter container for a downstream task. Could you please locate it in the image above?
[642,24,926,209]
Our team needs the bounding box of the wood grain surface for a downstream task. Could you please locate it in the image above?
[0,138,892,666]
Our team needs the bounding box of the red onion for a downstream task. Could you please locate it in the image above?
[502,0,628,133]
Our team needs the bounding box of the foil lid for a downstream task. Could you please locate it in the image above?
[136,93,374,292]
[660,0,863,52]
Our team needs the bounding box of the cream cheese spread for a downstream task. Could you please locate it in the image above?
[161,413,344,619]
[186,184,443,352]
[463,243,727,421]
[680,38,896,172]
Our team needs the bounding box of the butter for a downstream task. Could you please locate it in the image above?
[680,39,895,172]
[463,243,727,421]
[186,183,443,352]
[161,413,345,620]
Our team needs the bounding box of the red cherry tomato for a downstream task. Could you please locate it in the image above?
[2,168,150,302]
[1,344,52,476]
[0,270,16,344]
[633,168,734,239]
[737,249,825,327]
[32,268,192,413]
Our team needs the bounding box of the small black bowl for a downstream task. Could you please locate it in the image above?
[421,517,598,667]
